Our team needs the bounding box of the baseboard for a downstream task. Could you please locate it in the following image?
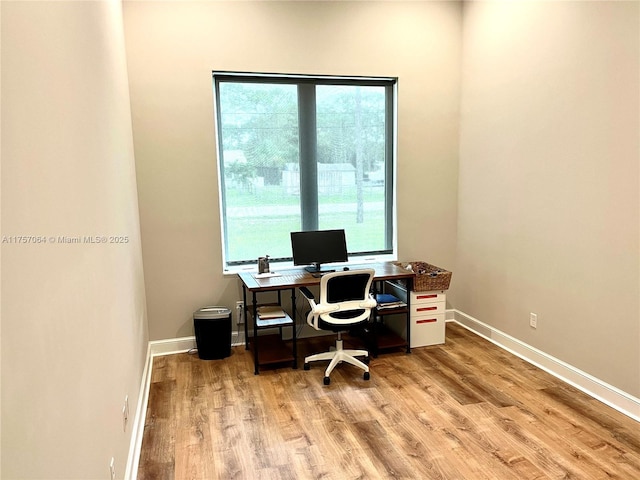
[124,343,153,480]
[147,331,246,357]
[448,309,640,422]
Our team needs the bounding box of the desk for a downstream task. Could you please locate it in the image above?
[238,262,415,374]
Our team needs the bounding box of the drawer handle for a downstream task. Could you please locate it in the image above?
[416,318,437,324]
[417,306,438,312]
[416,294,438,300]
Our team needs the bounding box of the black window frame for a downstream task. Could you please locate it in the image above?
[212,71,398,270]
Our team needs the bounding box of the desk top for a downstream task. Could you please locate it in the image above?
[237,262,415,292]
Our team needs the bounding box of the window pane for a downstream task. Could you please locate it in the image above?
[218,82,300,264]
[215,74,395,269]
[316,85,387,254]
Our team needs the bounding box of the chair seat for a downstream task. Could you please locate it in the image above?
[318,317,368,332]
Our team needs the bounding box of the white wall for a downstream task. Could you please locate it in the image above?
[457,0,639,396]
[1,1,148,478]
[123,0,462,340]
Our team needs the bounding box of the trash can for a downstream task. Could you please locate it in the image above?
[193,306,232,360]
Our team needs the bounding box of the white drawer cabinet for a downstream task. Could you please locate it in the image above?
[410,290,445,347]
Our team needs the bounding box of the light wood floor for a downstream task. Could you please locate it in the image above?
[138,323,640,479]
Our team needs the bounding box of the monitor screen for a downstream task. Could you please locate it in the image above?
[290,229,348,273]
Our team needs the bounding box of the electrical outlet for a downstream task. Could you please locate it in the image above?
[529,312,538,329]
[109,457,116,480]
[236,301,244,324]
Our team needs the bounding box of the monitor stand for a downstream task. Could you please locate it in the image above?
[304,263,335,277]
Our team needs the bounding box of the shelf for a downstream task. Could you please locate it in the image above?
[250,309,294,329]
[358,323,407,356]
[375,306,408,316]
[374,326,408,350]
[249,334,295,367]
[255,314,293,329]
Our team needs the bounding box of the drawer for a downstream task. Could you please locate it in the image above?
[411,291,446,305]
[411,313,445,347]
[411,301,445,317]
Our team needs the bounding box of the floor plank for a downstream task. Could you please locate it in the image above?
[138,323,640,480]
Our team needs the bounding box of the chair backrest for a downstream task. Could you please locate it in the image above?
[312,269,376,326]
[320,269,375,305]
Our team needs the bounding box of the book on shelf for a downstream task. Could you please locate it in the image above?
[375,293,406,309]
[257,305,286,319]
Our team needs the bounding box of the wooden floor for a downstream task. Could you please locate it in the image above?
[138,323,640,479]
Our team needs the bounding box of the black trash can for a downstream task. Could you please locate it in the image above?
[193,306,232,360]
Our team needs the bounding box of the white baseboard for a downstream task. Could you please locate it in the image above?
[124,343,153,480]
[146,331,246,357]
[448,309,640,422]
[126,310,638,477]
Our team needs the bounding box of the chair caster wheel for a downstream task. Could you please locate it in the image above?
[364,372,370,381]
[323,376,331,385]
[304,363,310,370]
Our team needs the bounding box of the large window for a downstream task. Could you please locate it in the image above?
[213,72,397,271]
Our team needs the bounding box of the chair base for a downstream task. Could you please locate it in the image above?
[304,338,370,382]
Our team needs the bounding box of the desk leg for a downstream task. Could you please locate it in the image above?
[252,291,259,375]
[243,286,249,350]
[371,281,379,358]
[291,288,297,369]
[406,277,412,354]
[372,314,379,358]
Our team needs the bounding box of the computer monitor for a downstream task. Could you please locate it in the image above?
[290,229,348,274]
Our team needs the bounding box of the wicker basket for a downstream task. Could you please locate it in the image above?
[393,261,452,292]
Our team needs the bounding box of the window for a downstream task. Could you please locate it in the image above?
[213,72,397,271]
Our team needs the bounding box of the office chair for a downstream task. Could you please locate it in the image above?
[299,269,377,385]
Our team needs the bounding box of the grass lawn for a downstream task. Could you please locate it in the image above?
[224,185,387,262]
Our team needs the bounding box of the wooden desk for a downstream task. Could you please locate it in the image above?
[238,262,415,374]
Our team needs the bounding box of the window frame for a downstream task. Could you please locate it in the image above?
[212,71,398,273]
